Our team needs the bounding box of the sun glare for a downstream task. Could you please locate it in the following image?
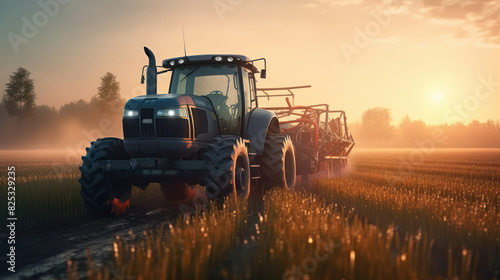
[431,88,446,104]
[433,92,443,102]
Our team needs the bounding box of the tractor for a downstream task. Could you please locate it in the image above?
[79,47,354,216]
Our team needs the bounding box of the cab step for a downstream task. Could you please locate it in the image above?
[250,163,260,180]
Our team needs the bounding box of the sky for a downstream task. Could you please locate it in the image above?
[1,0,500,125]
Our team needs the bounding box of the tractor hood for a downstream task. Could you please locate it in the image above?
[124,94,215,112]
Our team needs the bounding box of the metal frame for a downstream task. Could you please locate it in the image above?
[256,85,355,162]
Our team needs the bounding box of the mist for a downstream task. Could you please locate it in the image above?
[0,99,123,151]
[1,98,500,151]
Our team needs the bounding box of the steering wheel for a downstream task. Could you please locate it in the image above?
[207,90,227,104]
[207,90,224,96]
[207,90,226,100]
[206,90,230,130]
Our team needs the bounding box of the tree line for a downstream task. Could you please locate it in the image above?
[1,68,124,149]
[1,68,500,149]
[349,108,500,148]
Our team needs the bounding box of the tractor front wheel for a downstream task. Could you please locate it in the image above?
[79,138,132,216]
[205,136,251,201]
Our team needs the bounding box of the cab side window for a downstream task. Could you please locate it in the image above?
[248,73,256,109]
[241,69,253,114]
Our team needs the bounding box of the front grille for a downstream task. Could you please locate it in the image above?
[141,108,155,137]
[123,107,191,139]
[123,119,140,138]
[191,108,208,137]
[156,118,189,138]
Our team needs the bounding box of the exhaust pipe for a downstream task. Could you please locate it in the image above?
[144,47,157,95]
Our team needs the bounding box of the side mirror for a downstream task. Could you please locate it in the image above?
[140,65,147,84]
[260,69,266,79]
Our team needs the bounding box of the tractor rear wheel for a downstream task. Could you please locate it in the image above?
[259,134,296,189]
[205,136,251,201]
[79,137,132,216]
[160,182,192,202]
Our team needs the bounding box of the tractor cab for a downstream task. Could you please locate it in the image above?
[161,55,265,135]
[122,49,269,158]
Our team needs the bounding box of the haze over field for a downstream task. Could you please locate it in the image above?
[2,3,500,279]
[1,0,500,127]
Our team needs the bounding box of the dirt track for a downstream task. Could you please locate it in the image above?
[0,197,180,280]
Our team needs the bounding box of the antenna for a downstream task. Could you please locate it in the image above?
[182,26,187,57]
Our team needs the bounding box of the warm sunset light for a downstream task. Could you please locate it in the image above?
[1,0,500,127]
[1,1,499,279]
[433,89,444,103]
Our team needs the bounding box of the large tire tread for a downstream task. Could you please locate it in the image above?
[205,136,250,200]
[259,134,296,189]
[79,137,130,216]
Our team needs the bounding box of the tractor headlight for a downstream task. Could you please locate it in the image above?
[123,109,139,118]
[156,107,189,118]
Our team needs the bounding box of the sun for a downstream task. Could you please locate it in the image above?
[431,88,446,104]
[433,91,443,102]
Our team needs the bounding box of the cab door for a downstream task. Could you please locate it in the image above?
[241,68,258,134]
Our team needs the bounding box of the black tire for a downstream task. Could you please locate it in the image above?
[205,136,251,201]
[259,134,296,189]
[160,182,191,202]
[79,137,132,216]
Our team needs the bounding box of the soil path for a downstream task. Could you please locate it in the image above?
[0,198,181,280]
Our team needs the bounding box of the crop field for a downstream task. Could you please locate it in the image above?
[1,149,499,279]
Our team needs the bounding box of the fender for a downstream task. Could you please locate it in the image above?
[245,108,280,155]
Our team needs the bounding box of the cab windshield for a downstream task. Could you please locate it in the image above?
[169,64,241,134]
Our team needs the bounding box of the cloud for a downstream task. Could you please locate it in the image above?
[325,0,363,6]
[438,32,473,45]
[421,0,500,45]
[303,0,415,15]
[304,3,319,8]
[304,0,363,8]
[303,0,500,45]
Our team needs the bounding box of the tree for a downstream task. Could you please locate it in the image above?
[96,72,121,105]
[398,115,428,145]
[2,67,37,124]
[360,107,394,144]
[59,99,91,119]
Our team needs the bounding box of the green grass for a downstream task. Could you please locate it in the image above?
[0,160,165,231]
[0,161,82,231]
[67,198,248,280]
[251,189,439,280]
[1,149,499,279]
